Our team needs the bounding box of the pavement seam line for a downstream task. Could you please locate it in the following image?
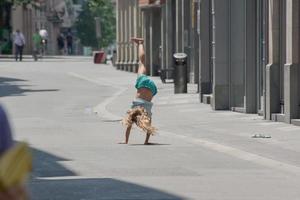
[68,72,300,176]
[159,130,300,176]
[68,72,127,121]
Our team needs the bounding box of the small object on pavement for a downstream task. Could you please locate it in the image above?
[252,134,272,139]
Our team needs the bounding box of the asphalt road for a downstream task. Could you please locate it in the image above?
[1,57,300,200]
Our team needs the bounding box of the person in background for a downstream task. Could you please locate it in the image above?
[57,33,65,55]
[39,29,48,56]
[32,29,42,61]
[66,31,73,55]
[0,105,28,200]
[13,30,25,61]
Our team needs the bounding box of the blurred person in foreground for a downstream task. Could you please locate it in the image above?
[0,105,29,200]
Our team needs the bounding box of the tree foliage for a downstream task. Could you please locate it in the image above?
[75,0,116,49]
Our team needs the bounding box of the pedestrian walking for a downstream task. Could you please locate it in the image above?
[57,33,65,55]
[39,29,48,56]
[121,37,157,145]
[66,32,73,55]
[32,29,42,61]
[13,30,25,61]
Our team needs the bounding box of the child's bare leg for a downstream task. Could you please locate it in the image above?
[144,133,151,145]
[119,125,132,144]
[138,44,145,65]
[131,37,144,45]
[125,125,132,144]
[131,37,147,74]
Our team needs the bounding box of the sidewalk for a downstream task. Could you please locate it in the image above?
[104,70,300,175]
[0,55,93,61]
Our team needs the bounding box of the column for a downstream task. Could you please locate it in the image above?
[165,0,174,75]
[176,0,184,52]
[133,0,141,73]
[184,0,192,83]
[127,1,132,71]
[265,0,281,120]
[144,10,151,75]
[284,0,300,123]
[127,0,132,71]
[149,11,154,75]
[211,0,230,110]
[199,0,212,102]
[160,3,167,71]
[129,0,134,72]
[124,1,129,71]
[151,9,161,76]
[245,0,257,113]
[116,0,120,67]
[119,0,125,69]
[192,0,200,84]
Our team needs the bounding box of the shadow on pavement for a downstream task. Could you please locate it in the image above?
[29,178,184,200]
[28,148,184,200]
[31,148,75,178]
[0,77,59,97]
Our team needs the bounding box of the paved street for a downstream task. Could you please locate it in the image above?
[1,57,300,200]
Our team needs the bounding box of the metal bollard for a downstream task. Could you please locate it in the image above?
[173,53,188,93]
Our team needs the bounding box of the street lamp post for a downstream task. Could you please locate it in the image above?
[94,16,101,49]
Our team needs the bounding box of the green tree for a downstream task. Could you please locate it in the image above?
[75,0,116,48]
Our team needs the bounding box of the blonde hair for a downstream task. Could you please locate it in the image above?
[122,106,156,135]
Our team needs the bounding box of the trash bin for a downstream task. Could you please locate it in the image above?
[173,53,188,93]
[93,51,106,64]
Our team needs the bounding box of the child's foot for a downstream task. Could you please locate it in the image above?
[131,37,144,44]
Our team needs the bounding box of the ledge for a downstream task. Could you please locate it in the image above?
[291,119,300,126]
[271,113,285,123]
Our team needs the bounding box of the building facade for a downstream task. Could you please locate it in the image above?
[0,0,80,55]
[115,0,300,126]
[115,0,141,73]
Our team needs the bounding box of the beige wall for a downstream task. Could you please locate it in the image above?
[11,1,64,55]
[11,5,34,54]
